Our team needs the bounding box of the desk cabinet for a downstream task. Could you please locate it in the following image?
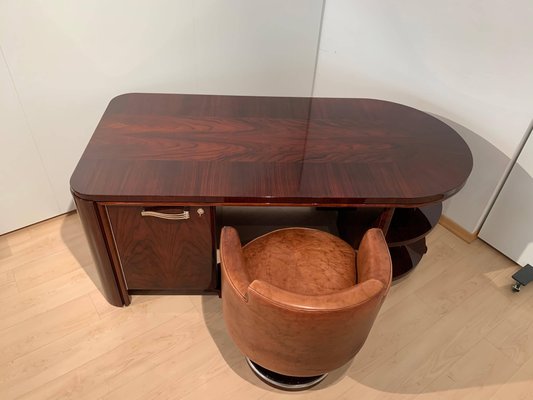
[73,196,218,306]
[106,205,215,291]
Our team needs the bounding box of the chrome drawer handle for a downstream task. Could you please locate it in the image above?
[140,210,190,220]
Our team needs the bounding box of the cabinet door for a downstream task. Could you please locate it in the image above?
[106,205,215,291]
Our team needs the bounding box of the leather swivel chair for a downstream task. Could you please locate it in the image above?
[220,226,392,390]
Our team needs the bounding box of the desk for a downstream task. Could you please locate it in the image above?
[71,93,472,306]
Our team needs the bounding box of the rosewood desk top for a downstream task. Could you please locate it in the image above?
[71,93,473,207]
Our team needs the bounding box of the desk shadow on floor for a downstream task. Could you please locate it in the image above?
[59,208,95,275]
[61,215,93,261]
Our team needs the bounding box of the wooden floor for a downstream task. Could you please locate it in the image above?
[1,213,532,400]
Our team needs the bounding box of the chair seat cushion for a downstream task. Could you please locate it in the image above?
[242,228,356,296]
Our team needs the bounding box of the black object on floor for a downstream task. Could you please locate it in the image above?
[512,264,533,292]
[245,358,327,390]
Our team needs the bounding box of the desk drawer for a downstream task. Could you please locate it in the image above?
[106,205,215,291]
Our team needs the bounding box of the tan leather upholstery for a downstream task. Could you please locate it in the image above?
[220,226,392,377]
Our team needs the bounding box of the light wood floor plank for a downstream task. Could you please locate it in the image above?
[486,299,533,367]
[0,296,187,399]
[19,307,203,400]
[0,214,84,274]
[0,267,97,332]
[0,295,98,365]
[100,327,217,400]
[0,269,96,332]
[414,339,519,400]
[0,270,18,300]
[490,354,533,400]
[13,248,88,292]
[415,241,506,318]
[348,292,442,378]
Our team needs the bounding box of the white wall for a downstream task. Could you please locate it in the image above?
[0,50,60,233]
[0,0,324,234]
[313,0,533,233]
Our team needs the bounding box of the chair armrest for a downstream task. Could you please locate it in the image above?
[220,226,251,299]
[357,228,392,293]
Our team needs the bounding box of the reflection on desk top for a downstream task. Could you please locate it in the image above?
[70,93,473,206]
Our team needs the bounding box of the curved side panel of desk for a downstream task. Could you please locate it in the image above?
[72,192,128,307]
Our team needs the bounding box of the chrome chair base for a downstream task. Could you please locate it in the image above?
[246,358,327,391]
